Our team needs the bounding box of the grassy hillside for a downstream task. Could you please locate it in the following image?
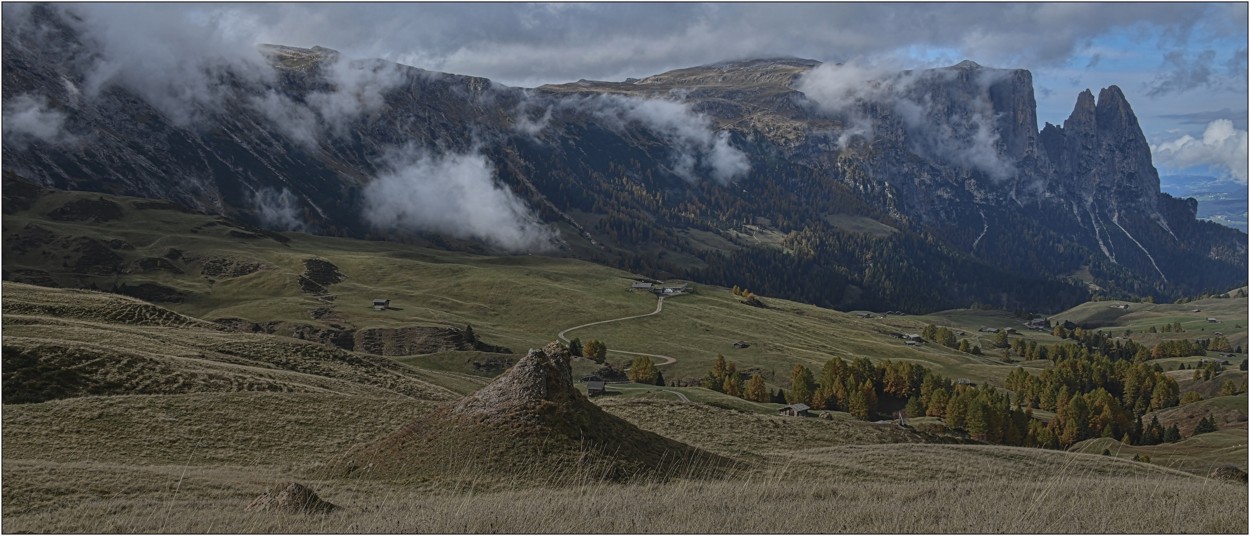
[4,186,1248,533]
[3,185,1020,389]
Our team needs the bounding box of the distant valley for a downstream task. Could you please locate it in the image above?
[1161,175,1248,233]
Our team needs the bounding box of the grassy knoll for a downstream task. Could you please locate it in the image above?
[1071,431,1247,477]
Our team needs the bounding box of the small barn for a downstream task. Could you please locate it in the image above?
[587,381,607,397]
[978,327,1000,333]
[778,403,810,417]
[1208,317,1220,323]
[631,282,654,292]
[733,340,750,349]
[372,299,390,311]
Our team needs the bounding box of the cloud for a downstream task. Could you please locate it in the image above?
[304,57,408,136]
[15,5,407,138]
[250,187,308,232]
[578,95,750,184]
[1151,119,1249,182]
[2,94,71,146]
[1157,108,1249,130]
[247,90,320,147]
[797,61,1016,180]
[1144,49,1219,97]
[15,3,1236,89]
[511,94,553,137]
[361,148,557,252]
[60,4,277,126]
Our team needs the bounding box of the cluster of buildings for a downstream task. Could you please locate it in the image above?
[630,281,691,296]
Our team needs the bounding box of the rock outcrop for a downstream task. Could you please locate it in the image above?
[337,342,730,483]
[245,482,337,514]
[1209,465,1248,484]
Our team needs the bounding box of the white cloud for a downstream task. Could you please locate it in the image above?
[797,61,1016,180]
[64,4,276,126]
[305,57,408,137]
[1151,119,1249,182]
[580,95,750,184]
[250,187,307,232]
[2,94,71,146]
[247,90,320,147]
[361,148,557,252]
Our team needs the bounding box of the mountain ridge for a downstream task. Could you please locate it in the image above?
[2,6,1243,313]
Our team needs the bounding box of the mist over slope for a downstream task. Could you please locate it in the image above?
[2,5,1244,312]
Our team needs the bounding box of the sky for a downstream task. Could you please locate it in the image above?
[6,2,1248,184]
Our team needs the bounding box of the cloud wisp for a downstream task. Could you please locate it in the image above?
[2,94,72,147]
[566,95,751,184]
[1151,119,1249,183]
[250,187,308,232]
[361,147,558,252]
[797,61,1017,180]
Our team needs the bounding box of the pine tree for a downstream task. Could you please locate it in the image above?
[1163,424,1181,443]
[732,285,742,296]
[568,337,582,357]
[772,388,787,404]
[655,369,666,387]
[1193,415,1218,435]
[788,365,815,405]
[463,324,477,345]
[958,339,971,353]
[745,373,769,402]
[995,330,1010,348]
[1220,380,1238,396]
[848,388,869,420]
[702,353,730,391]
[723,375,742,397]
[628,356,658,384]
[926,389,949,418]
[583,340,607,363]
[905,396,924,418]
[936,327,958,348]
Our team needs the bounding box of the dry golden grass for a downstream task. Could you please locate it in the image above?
[3,448,1244,533]
[597,399,958,461]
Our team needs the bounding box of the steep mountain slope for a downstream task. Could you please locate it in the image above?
[2,5,1243,313]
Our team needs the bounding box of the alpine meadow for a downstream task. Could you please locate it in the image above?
[2,3,1247,533]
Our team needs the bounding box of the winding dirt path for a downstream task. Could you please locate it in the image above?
[557,296,677,366]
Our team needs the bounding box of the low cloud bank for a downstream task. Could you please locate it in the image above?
[1152,119,1248,183]
[362,148,557,252]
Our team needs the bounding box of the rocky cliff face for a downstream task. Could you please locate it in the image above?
[1041,86,1160,212]
[3,6,1244,309]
